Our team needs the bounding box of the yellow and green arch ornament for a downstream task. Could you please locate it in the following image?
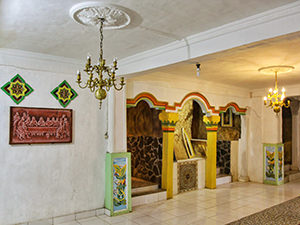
[51,80,78,108]
[1,74,34,104]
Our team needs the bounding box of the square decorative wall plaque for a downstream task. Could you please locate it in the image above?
[51,80,78,108]
[1,74,34,104]
[178,160,198,193]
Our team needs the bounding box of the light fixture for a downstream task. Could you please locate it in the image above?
[196,63,201,77]
[259,65,294,113]
[70,2,130,109]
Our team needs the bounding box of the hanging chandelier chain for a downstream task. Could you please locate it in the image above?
[99,18,104,61]
[275,71,278,90]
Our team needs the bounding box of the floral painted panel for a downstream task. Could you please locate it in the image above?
[113,157,128,212]
[265,146,276,181]
[278,146,283,181]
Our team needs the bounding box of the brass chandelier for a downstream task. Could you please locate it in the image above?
[259,65,294,113]
[76,18,125,109]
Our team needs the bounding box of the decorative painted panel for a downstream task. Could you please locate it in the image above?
[265,146,276,181]
[278,145,283,182]
[105,152,131,216]
[1,74,33,104]
[113,157,128,212]
[9,107,72,144]
[51,80,78,108]
[263,143,284,185]
[177,160,198,193]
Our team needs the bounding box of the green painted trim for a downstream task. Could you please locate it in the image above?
[204,121,219,126]
[162,130,175,133]
[206,130,218,132]
[161,120,177,126]
[105,152,131,216]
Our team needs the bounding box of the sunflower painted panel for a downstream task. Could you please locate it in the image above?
[265,146,276,181]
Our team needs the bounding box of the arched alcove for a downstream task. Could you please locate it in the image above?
[127,100,163,188]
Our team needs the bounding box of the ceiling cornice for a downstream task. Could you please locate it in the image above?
[118,1,300,76]
[0,48,83,75]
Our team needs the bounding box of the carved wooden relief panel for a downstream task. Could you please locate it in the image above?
[10,107,72,144]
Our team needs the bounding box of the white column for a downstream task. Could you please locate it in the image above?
[290,100,299,171]
[107,89,115,153]
[238,114,249,182]
[114,87,127,152]
[107,87,127,153]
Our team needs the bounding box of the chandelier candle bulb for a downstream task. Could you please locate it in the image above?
[282,87,286,93]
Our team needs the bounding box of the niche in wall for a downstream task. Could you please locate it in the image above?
[127,101,162,186]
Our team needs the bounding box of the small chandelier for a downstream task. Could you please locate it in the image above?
[259,65,294,113]
[76,18,125,109]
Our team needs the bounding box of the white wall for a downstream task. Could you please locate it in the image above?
[126,78,250,110]
[0,50,107,224]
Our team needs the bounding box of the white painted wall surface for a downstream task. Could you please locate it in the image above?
[0,50,107,225]
[126,78,249,110]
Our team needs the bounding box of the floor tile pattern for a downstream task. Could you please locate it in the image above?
[61,180,300,225]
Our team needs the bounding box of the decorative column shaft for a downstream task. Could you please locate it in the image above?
[159,111,179,199]
[203,115,220,189]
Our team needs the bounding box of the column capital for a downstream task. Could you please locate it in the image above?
[203,115,220,132]
[159,111,179,132]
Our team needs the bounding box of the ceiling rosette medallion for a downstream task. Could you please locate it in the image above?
[69,2,131,29]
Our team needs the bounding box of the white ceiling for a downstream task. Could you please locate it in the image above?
[128,31,300,90]
[0,0,297,62]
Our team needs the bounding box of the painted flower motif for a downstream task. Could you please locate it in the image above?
[51,80,78,108]
[1,74,34,104]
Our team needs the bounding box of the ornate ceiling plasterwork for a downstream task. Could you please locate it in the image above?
[69,2,131,29]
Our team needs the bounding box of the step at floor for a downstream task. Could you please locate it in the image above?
[132,189,167,207]
[132,177,159,195]
[132,177,166,207]
[216,174,232,186]
[284,170,300,183]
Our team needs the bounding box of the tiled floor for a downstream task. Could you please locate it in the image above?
[62,179,300,225]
